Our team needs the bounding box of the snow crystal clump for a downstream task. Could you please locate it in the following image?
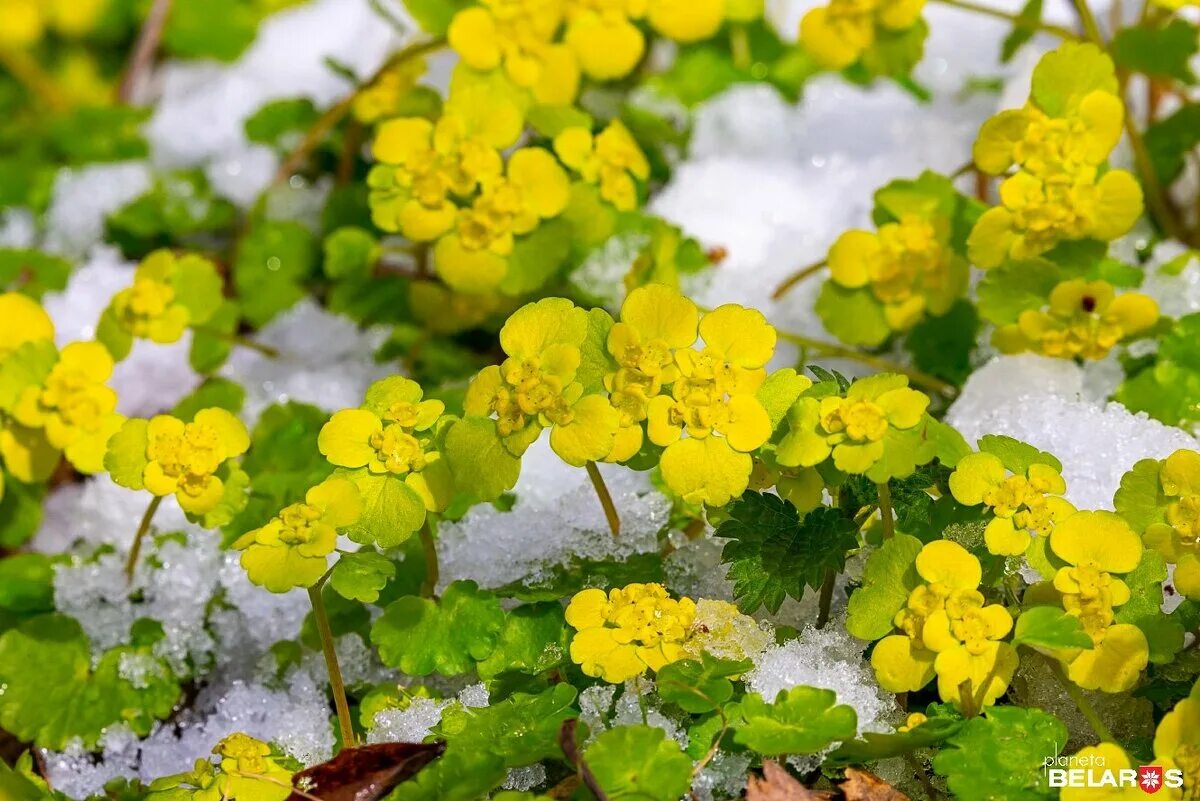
[42,725,142,800]
[746,626,896,735]
[42,162,152,257]
[948,354,1199,510]
[367,684,489,745]
[42,246,133,344]
[221,299,393,425]
[0,207,35,248]
[692,751,752,801]
[503,764,548,792]
[436,439,670,590]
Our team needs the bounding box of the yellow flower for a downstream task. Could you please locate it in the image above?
[870,540,1017,711]
[46,0,109,38]
[974,92,1124,180]
[109,250,223,345]
[554,121,649,212]
[777,374,929,475]
[317,378,450,512]
[898,712,927,732]
[233,478,362,593]
[449,0,580,105]
[0,0,43,47]
[141,409,251,515]
[1144,450,1200,600]
[0,292,55,360]
[352,60,426,124]
[1059,744,1144,801]
[563,0,647,80]
[1153,681,1200,798]
[646,302,777,506]
[827,213,965,332]
[948,452,1075,556]
[646,0,725,43]
[993,279,1159,361]
[566,583,696,683]
[465,297,619,467]
[1050,510,1149,693]
[212,734,292,801]
[799,0,926,70]
[11,341,124,474]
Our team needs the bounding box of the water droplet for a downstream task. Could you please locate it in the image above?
[267,256,282,271]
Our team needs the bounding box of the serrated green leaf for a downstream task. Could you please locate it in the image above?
[476,602,568,679]
[585,725,693,801]
[575,307,615,397]
[905,301,978,386]
[816,283,890,347]
[1114,457,1167,533]
[105,418,150,491]
[978,434,1062,474]
[435,684,577,766]
[977,259,1062,326]
[846,533,923,641]
[1012,605,1093,650]
[657,654,751,714]
[1031,42,1118,117]
[757,368,813,430]
[339,468,426,548]
[372,581,505,676]
[330,550,396,603]
[387,745,506,801]
[717,493,859,614]
[727,687,858,756]
[443,417,521,502]
[932,706,1067,801]
[1112,19,1198,84]
[172,377,246,422]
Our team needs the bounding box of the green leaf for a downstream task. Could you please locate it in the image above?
[435,684,577,766]
[829,715,964,766]
[493,553,664,603]
[188,300,239,374]
[526,105,594,138]
[443,417,521,502]
[104,418,150,491]
[48,107,150,165]
[652,46,745,107]
[585,725,693,801]
[1031,41,1118,116]
[978,434,1062,474]
[234,220,318,326]
[0,614,180,749]
[1001,0,1044,63]
[106,171,236,259]
[0,339,57,412]
[245,98,320,148]
[476,602,568,679]
[0,250,71,298]
[717,493,859,614]
[0,554,54,615]
[846,533,924,641]
[387,745,506,801]
[499,219,573,296]
[1146,103,1200,185]
[164,0,262,61]
[816,283,890,347]
[1111,19,1198,84]
[400,0,474,35]
[1114,549,1182,663]
[757,368,812,430]
[372,581,506,676]
[339,468,426,548]
[726,687,858,756]
[1012,606,1094,650]
[905,301,978,386]
[330,550,397,604]
[0,477,45,550]
[657,654,751,714]
[323,226,379,281]
[1114,457,1167,533]
[977,259,1062,325]
[172,377,246,421]
[574,308,615,397]
[932,706,1067,801]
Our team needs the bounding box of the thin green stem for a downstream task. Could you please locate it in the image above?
[771,259,827,301]
[878,482,896,540]
[730,25,751,71]
[124,495,163,583]
[1069,0,1104,42]
[932,0,1080,39]
[418,522,439,598]
[0,47,69,111]
[816,570,837,629]
[308,584,356,748]
[1048,658,1115,743]
[192,325,280,359]
[776,329,957,398]
[585,461,621,537]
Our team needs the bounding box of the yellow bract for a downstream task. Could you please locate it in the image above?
[799,0,926,70]
[554,121,649,211]
[12,341,124,474]
[827,212,963,332]
[1050,510,1149,693]
[0,0,108,47]
[142,409,251,515]
[776,374,928,475]
[1153,681,1200,798]
[211,734,293,801]
[233,478,362,593]
[466,297,619,467]
[1143,450,1200,600]
[0,293,55,360]
[869,540,1017,711]
[566,583,696,682]
[110,251,219,345]
[948,452,1074,556]
[993,279,1159,360]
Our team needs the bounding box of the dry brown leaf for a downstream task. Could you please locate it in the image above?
[745,761,835,801]
[284,741,445,801]
[839,768,910,801]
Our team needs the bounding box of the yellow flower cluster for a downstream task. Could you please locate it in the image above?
[0,0,109,47]
[870,541,1017,711]
[607,284,778,506]
[448,0,734,98]
[968,43,1143,269]
[566,583,695,683]
[554,121,649,212]
[994,278,1158,360]
[949,452,1075,556]
[1139,450,1200,600]
[799,0,926,70]
[1048,511,1149,693]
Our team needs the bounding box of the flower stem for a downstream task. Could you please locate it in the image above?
[192,325,281,359]
[816,570,837,629]
[877,482,896,539]
[0,47,69,111]
[1048,658,1115,743]
[418,521,438,598]
[308,583,356,749]
[775,328,958,398]
[932,0,1080,39]
[730,25,751,71]
[585,461,621,537]
[771,259,827,301]
[124,495,163,583]
[118,0,173,103]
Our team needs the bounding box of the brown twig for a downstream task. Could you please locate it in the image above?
[119,0,174,104]
[558,719,609,801]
